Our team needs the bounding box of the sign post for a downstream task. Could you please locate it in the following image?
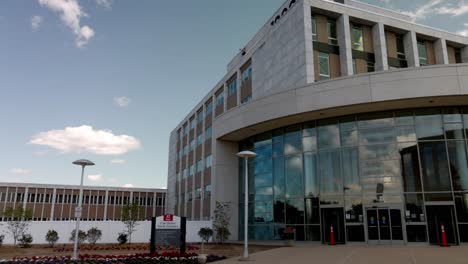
[154,214,186,254]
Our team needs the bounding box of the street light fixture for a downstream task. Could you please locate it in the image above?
[72,159,95,260]
[236,150,257,260]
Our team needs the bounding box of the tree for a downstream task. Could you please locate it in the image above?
[121,202,139,243]
[69,229,87,245]
[212,201,231,244]
[198,227,213,254]
[3,207,32,246]
[18,234,33,248]
[45,230,59,247]
[87,227,102,245]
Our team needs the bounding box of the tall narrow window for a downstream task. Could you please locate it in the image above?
[216,92,224,107]
[241,65,252,83]
[311,16,317,41]
[327,20,337,45]
[228,78,237,96]
[418,40,428,66]
[318,52,330,80]
[352,26,364,51]
[205,101,213,116]
[396,34,405,60]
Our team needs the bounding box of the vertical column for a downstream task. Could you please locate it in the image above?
[434,38,449,64]
[23,187,29,210]
[104,190,109,220]
[200,103,206,220]
[223,83,228,112]
[303,0,315,82]
[50,188,56,220]
[403,31,419,67]
[337,14,354,76]
[462,46,468,63]
[372,22,388,71]
[236,69,242,105]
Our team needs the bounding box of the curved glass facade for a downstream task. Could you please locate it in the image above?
[238,107,468,244]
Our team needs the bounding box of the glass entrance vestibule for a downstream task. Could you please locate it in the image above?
[238,107,468,244]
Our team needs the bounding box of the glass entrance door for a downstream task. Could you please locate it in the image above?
[426,205,458,245]
[366,208,403,244]
[321,208,345,244]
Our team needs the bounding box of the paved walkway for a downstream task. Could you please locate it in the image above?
[218,244,468,264]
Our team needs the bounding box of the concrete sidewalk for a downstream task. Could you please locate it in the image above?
[218,245,468,264]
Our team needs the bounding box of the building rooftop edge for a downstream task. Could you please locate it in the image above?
[0,182,167,192]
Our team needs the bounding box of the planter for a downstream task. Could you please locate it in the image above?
[197,254,207,264]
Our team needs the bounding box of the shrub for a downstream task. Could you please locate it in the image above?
[198,227,213,243]
[45,230,59,247]
[0,234,4,247]
[69,229,87,245]
[117,232,128,245]
[87,227,102,245]
[18,233,33,248]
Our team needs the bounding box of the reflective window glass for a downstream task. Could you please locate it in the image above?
[254,201,273,223]
[345,196,362,223]
[340,117,357,131]
[447,141,468,191]
[445,123,465,140]
[341,130,358,146]
[286,199,305,224]
[419,141,451,192]
[358,112,394,129]
[304,152,319,197]
[274,200,285,224]
[305,198,320,224]
[342,148,360,193]
[285,155,303,198]
[255,145,272,161]
[359,144,399,161]
[400,142,421,192]
[284,126,301,155]
[396,126,417,142]
[302,137,317,152]
[395,111,414,126]
[303,122,316,137]
[443,108,463,123]
[359,127,395,145]
[254,159,272,175]
[255,132,272,148]
[415,109,444,140]
[318,120,340,149]
[319,149,342,194]
[273,157,285,199]
[455,193,468,222]
[255,186,273,201]
[404,194,424,222]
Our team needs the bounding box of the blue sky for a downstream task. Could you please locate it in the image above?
[0,0,467,189]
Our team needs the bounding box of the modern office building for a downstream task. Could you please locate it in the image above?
[167,0,468,245]
[0,182,166,221]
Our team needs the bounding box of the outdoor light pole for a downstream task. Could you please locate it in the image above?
[236,151,257,260]
[72,159,95,260]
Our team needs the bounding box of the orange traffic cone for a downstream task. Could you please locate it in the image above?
[440,224,449,247]
[329,225,336,245]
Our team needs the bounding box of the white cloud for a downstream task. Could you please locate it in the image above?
[123,183,133,188]
[96,0,113,8]
[401,0,443,21]
[87,174,103,182]
[114,97,131,108]
[10,168,31,175]
[31,15,43,30]
[38,0,95,48]
[436,2,468,16]
[457,29,468,36]
[110,159,126,164]
[30,125,142,155]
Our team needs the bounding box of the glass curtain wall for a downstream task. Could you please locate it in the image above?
[239,107,468,242]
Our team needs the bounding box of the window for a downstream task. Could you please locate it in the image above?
[205,155,212,168]
[318,52,330,80]
[417,40,428,66]
[228,78,237,96]
[204,185,212,197]
[311,16,317,41]
[183,168,188,178]
[241,95,252,104]
[455,48,462,63]
[241,64,252,83]
[189,164,195,176]
[352,26,363,51]
[197,110,203,124]
[187,192,192,202]
[183,145,188,156]
[367,62,375,72]
[352,59,357,74]
[183,125,188,135]
[216,91,224,107]
[195,188,202,199]
[327,20,337,45]
[190,118,196,130]
[205,101,213,116]
[205,126,212,140]
[396,34,405,59]
[189,139,195,151]
[197,159,203,173]
[197,134,203,145]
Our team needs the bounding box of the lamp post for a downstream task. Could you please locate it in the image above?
[236,151,257,260]
[72,159,95,260]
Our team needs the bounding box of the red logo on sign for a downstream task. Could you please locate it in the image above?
[163,214,173,221]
